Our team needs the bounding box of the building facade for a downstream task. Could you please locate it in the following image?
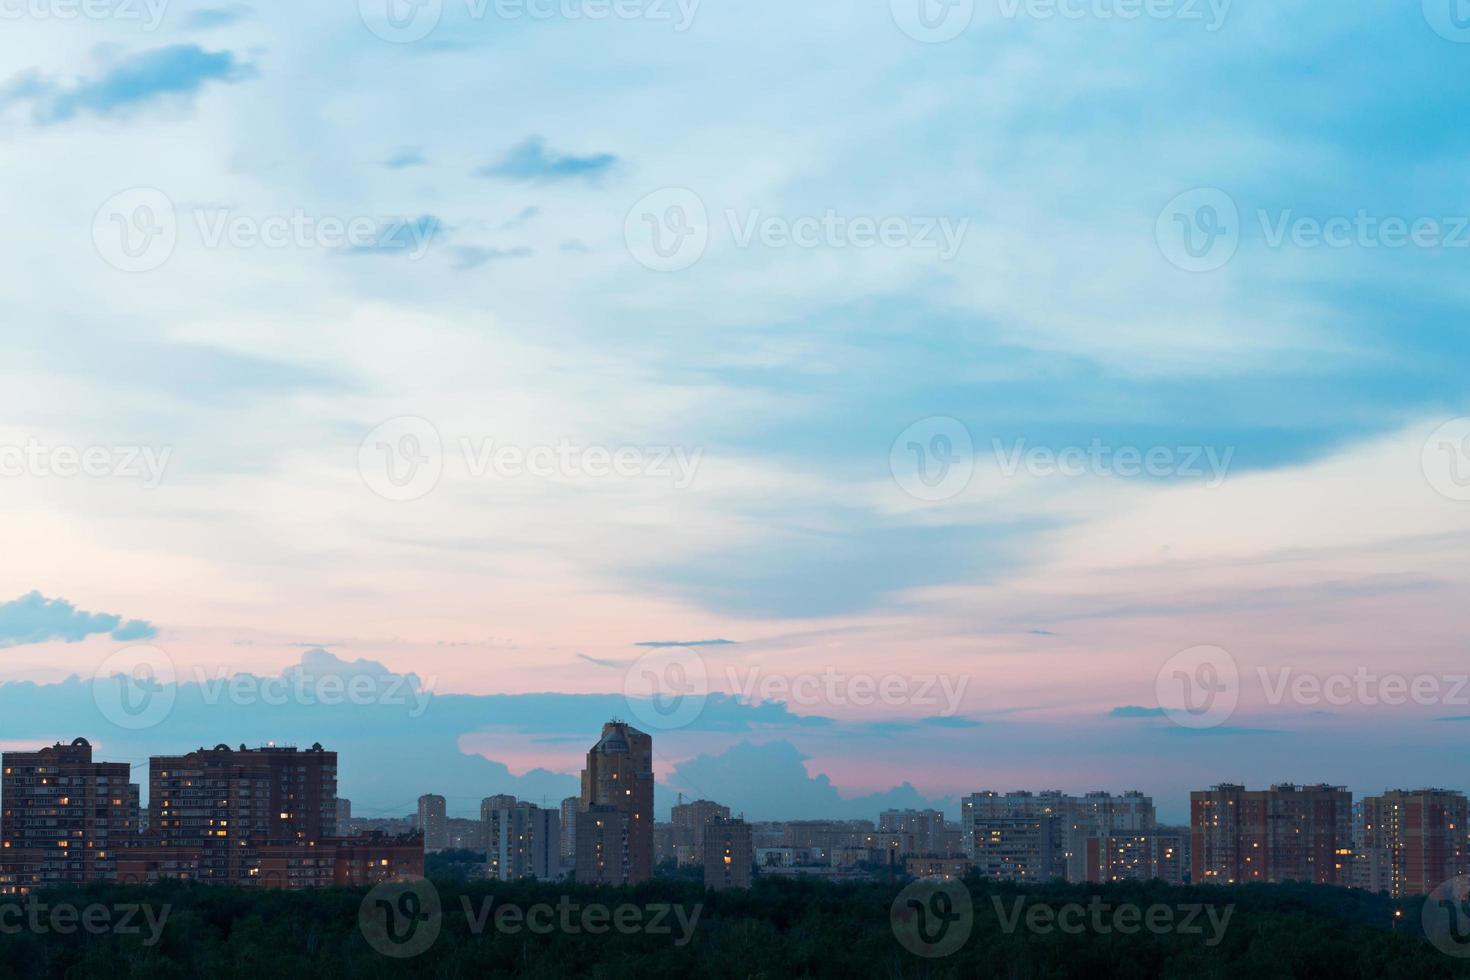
[148,743,339,885]
[671,798,730,864]
[703,817,753,890]
[483,798,560,880]
[1,738,139,889]
[1360,789,1469,897]
[575,721,653,885]
[417,794,449,851]
[1191,783,1352,886]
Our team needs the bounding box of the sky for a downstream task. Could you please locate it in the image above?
[1,0,1469,824]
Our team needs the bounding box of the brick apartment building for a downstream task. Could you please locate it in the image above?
[1191,783,1353,886]
[1360,789,1469,897]
[0,738,139,891]
[575,721,654,885]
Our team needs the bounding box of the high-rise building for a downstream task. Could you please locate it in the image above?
[880,809,947,856]
[1,738,139,889]
[482,798,559,880]
[560,796,579,868]
[337,798,351,833]
[1083,829,1188,885]
[971,817,1056,881]
[671,799,731,863]
[418,794,448,852]
[1190,783,1352,886]
[575,721,653,885]
[703,817,753,890]
[1360,789,1469,897]
[963,790,1155,881]
[149,743,338,885]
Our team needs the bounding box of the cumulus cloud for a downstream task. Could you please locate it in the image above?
[0,592,156,648]
[474,136,617,182]
[1,45,255,125]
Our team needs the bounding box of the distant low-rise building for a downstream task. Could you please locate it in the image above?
[703,817,753,890]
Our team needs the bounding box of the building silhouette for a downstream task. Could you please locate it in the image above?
[418,793,448,851]
[482,797,560,880]
[1191,783,1352,886]
[0,738,138,891]
[671,798,730,864]
[147,743,339,884]
[1360,788,1469,897]
[703,817,753,890]
[575,720,653,884]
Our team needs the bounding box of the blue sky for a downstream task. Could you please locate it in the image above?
[0,1,1468,821]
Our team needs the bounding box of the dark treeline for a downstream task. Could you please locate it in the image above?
[1,875,1467,978]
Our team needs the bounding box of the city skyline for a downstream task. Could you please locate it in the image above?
[2,2,1470,833]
